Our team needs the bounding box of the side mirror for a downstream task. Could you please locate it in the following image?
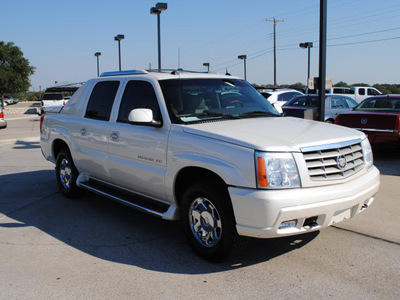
[128,108,162,127]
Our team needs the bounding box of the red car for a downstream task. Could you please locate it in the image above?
[335,95,400,146]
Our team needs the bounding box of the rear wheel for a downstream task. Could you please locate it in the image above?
[181,180,237,262]
[55,148,81,198]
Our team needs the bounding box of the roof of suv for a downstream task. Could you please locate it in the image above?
[99,69,240,81]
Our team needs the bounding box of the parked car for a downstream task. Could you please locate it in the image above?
[4,96,16,105]
[41,69,379,261]
[350,87,382,103]
[258,88,303,113]
[0,101,7,129]
[40,93,69,115]
[335,95,400,146]
[306,87,382,103]
[307,87,352,95]
[282,94,358,123]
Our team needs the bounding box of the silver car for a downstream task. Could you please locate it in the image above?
[282,94,358,123]
[0,101,7,129]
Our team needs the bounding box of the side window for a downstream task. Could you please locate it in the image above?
[117,80,161,123]
[85,81,120,121]
[368,88,377,96]
[358,88,365,95]
[279,92,298,102]
[331,97,346,109]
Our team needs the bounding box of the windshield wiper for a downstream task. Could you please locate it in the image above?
[184,112,240,119]
[238,111,279,117]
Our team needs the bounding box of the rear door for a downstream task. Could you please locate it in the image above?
[75,80,120,181]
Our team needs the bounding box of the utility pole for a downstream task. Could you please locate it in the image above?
[266,17,284,87]
[318,0,327,122]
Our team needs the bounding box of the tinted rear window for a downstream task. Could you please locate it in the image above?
[43,93,63,100]
[85,81,120,121]
[355,98,400,111]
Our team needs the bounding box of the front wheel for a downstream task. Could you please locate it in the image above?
[181,180,238,262]
[55,148,81,198]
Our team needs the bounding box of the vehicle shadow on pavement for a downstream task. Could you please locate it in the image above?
[13,140,41,149]
[372,146,400,176]
[0,169,318,274]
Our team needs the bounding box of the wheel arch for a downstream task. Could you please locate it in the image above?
[174,167,228,207]
[325,118,335,124]
[52,139,71,160]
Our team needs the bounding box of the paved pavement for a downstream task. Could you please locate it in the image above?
[0,101,399,299]
[1,101,41,144]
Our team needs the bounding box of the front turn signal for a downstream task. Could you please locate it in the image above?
[257,156,268,187]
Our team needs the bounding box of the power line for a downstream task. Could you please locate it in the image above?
[328,36,400,47]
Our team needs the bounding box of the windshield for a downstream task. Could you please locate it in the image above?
[159,78,280,124]
[355,97,400,111]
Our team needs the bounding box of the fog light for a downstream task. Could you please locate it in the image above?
[279,219,297,229]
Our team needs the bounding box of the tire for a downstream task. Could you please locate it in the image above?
[181,180,238,262]
[55,148,81,198]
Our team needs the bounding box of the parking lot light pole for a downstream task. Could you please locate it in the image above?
[151,2,168,72]
[94,52,101,77]
[238,55,247,80]
[299,42,313,86]
[114,34,125,71]
[203,62,210,72]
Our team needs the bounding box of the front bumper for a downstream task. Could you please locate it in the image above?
[229,166,380,238]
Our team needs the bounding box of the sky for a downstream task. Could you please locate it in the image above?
[2,0,400,91]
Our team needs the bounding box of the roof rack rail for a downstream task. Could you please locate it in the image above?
[100,70,148,77]
[146,69,209,75]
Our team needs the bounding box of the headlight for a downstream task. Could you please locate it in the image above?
[361,138,373,169]
[255,152,300,189]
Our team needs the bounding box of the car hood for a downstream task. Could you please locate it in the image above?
[182,117,365,152]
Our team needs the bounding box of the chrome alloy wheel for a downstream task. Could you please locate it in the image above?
[59,158,72,190]
[188,197,222,247]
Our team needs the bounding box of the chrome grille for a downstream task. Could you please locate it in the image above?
[302,141,364,181]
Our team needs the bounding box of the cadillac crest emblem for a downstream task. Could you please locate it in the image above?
[337,154,347,170]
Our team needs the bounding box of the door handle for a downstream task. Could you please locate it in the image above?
[110,132,119,141]
[80,129,87,136]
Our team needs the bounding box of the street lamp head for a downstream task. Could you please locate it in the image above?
[114,34,125,41]
[238,55,247,60]
[299,42,313,49]
[156,2,168,11]
[203,62,209,67]
[151,2,167,14]
[94,52,101,57]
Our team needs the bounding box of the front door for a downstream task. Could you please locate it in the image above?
[107,80,169,201]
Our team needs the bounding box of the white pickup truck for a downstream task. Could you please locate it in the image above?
[309,87,382,103]
[40,70,380,261]
[39,93,69,115]
[350,86,382,103]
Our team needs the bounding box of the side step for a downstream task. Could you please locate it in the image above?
[77,177,177,220]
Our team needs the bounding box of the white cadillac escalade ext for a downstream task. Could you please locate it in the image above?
[40,70,380,261]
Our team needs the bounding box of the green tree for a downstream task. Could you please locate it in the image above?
[351,83,370,87]
[0,41,35,108]
[333,81,349,87]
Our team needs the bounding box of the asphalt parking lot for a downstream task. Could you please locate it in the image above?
[1,102,399,299]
